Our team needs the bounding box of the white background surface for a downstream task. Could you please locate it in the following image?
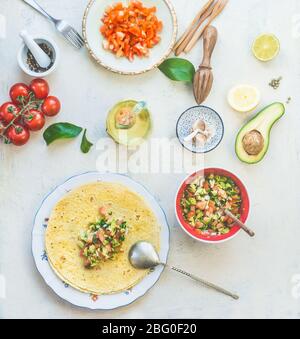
[0,0,300,319]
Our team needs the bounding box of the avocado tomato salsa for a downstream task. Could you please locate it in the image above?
[78,208,128,268]
[180,174,242,236]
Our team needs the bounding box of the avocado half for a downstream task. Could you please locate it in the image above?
[106,100,151,147]
[235,102,285,164]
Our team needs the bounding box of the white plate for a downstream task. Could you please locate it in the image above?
[82,0,177,75]
[32,172,170,310]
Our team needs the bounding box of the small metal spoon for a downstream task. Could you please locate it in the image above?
[129,241,239,300]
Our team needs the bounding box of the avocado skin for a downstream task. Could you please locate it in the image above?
[235,102,285,164]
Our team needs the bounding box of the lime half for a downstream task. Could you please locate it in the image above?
[252,34,280,61]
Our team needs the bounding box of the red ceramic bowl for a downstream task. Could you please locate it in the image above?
[175,168,250,244]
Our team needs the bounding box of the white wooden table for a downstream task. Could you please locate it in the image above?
[1,0,300,319]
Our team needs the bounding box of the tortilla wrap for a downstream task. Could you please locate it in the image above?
[45,182,161,295]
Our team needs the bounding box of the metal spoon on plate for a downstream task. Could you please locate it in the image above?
[129,241,239,300]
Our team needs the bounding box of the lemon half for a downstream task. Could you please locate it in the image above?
[252,34,280,61]
[228,85,261,113]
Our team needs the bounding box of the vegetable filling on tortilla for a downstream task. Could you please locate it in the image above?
[78,207,128,268]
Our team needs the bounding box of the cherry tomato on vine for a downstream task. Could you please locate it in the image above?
[42,96,61,117]
[30,79,49,100]
[24,109,45,131]
[7,124,30,146]
[0,102,20,123]
[9,83,31,105]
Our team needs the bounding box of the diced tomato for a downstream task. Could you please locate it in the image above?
[99,207,107,216]
[196,201,207,210]
[207,207,215,215]
[97,229,105,243]
[208,201,215,209]
[100,1,163,61]
[195,221,204,228]
[203,181,210,190]
[231,208,239,215]
[187,211,195,219]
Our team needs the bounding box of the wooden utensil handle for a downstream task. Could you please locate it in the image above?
[225,210,255,237]
[174,0,214,52]
[201,26,218,68]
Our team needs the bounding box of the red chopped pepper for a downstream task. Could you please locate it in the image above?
[100,1,163,61]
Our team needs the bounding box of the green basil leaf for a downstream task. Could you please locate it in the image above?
[80,129,93,154]
[158,58,195,82]
[43,123,83,146]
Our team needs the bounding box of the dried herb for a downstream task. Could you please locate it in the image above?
[269,76,282,90]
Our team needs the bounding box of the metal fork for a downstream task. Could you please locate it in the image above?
[23,0,84,49]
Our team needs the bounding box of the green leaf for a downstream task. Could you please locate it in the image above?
[80,129,93,154]
[158,58,195,82]
[43,123,83,146]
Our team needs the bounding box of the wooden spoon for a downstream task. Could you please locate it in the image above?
[174,0,216,56]
[193,26,218,105]
[225,209,255,238]
[185,0,228,53]
[173,0,215,52]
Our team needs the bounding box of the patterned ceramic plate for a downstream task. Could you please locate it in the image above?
[176,106,225,153]
[32,172,170,310]
[82,0,177,75]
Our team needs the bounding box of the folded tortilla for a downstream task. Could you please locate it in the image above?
[45,182,161,295]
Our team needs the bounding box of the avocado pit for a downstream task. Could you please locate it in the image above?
[242,130,264,156]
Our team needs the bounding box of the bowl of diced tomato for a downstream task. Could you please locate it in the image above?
[83,0,177,75]
[175,168,250,244]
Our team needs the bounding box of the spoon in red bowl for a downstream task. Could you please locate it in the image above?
[224,209,255,237]
[129,241,239,300]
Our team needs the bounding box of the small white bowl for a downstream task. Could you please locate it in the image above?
[18,36,60,78]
